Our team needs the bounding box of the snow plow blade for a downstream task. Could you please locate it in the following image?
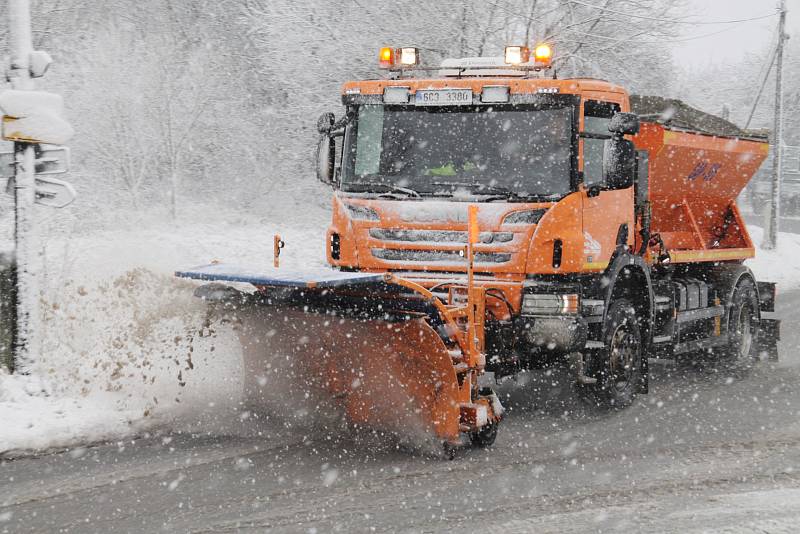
[242,305,461,442]
[177,264,502,447]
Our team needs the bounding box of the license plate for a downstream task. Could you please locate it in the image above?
[414,89,473,106]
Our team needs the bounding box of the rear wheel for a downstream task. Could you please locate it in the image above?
[724,278,759,366]
[587,299,643,409]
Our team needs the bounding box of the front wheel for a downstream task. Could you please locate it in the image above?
[469,422,498,448]
[586,298,643,409]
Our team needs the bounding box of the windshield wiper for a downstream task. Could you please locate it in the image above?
[428,181,560,202]
[426,181,520,201]
[469,184,516,197]
[375,185,422,199]
[346,183,425,198]
[462,183,532,201]
[467,184,563,202]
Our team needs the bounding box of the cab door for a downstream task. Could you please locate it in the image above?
[580,99,635,271]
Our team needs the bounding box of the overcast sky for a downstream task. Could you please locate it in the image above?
[674,0,799,68]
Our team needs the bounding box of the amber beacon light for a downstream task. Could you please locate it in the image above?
[534,43,553,67]
[379,47,395,68]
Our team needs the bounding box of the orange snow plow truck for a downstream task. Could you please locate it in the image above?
[177,45,779,453]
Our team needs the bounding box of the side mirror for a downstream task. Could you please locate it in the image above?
[608,112,640,136]
[603,137,635,190]
[316,113,336,185]
[317,112,335,134]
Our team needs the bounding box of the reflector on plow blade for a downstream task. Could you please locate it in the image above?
[177,264,503,448]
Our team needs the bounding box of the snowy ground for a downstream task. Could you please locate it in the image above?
[745,225,800,291]
[0,217,798,456]
[0,209,328,455]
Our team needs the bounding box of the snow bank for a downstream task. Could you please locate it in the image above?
[0,214,327,456]
[746,225,800,291]
[0,370,148,452]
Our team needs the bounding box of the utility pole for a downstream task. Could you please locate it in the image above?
[7,0,38,368]
[764,0,788,250]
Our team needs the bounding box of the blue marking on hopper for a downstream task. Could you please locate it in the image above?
[175,263,386,288]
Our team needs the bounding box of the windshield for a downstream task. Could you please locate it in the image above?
[341,103,575,199]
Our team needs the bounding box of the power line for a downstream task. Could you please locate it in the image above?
[744,41,777,129]
[560,26,739,44]
[753,24,779,87]
[568,0,778,25]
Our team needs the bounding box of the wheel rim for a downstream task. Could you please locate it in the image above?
[736,303,754,359]
[608,322,638,393]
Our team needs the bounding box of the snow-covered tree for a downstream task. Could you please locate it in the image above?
[6,0,697,218]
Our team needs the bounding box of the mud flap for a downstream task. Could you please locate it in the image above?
[757,318,780,361]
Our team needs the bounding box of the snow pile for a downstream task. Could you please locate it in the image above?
[0,214,327,456]
[746,225,800,291]
[0,369,147,452]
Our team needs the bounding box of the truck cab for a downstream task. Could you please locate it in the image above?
[322,71,637,280]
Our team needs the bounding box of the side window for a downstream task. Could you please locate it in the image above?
[353,105,384,177]
[582,100,620,186]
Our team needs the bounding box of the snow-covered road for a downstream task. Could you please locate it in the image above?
[1,290,799,532]
[2,216,800,532]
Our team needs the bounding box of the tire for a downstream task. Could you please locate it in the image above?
[724,277,760,367]
[469,422,498,448]
[587,299,643,409]
[442,442,457,460]
[468,388,500,448]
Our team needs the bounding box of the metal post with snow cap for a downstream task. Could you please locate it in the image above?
[1,0,75,371]
[764,0,788,250]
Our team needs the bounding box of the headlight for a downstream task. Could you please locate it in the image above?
[521,293,579,315]
[344,203,380,221]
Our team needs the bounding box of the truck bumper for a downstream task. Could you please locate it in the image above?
[520,315,588,353]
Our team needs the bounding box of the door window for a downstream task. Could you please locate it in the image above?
[582,100,620,186]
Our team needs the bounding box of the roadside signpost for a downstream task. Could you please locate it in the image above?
[1,0,75,371]
[5,175,76,208]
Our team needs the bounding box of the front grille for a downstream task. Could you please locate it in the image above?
[369,228,513,245]
[371,248,511,264]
